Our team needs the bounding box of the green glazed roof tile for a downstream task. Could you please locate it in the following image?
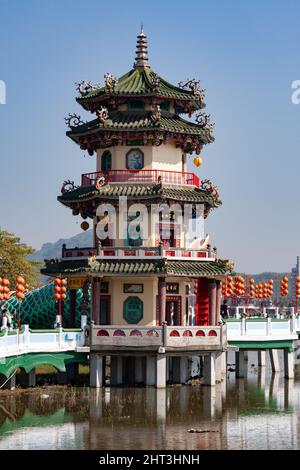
[58,183,221,208]
[42,258,232,278]
[67,110,213,143]
[77,68,204,109]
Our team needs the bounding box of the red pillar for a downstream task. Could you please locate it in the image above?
[195,278,209,326]
[208,280,217,325]
[216,280,221,324]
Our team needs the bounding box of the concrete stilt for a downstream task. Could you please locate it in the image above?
[269,349,280,372]
[156,355,166,388]
[173,357,189,384]
[215,354,222,382]
[90,388,103,421]
[90,354,104,388]
[257,366,265,389]
[202,386,216,417]
[235,350,246,378]
[203,353,216,386]
[146,356,156,386]
[215,352,227,381]
[284,349,294,379]
[284,379,294,409]
[135,357,144,384]
[110,356,123,386]
[269,372,280,397]
[156,389,166,422]
[258,351,266,367]
[244,351,248,361]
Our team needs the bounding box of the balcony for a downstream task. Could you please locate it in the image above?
[88,324,226,352]
[81,169,200,188]
[62,245,216,261]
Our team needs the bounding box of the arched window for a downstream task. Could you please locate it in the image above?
[101,151,112,171]
[123,296,143,324]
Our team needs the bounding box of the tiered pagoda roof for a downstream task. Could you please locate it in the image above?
[58,182,221,218]
[42,258,232,278]
[76,67,205,112]
[67,28,213,154]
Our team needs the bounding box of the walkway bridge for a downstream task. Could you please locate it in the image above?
[0,316,299,389]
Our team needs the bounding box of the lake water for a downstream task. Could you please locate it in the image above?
[1,351,300,450]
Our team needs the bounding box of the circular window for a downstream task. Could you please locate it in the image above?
[123,296,143,324]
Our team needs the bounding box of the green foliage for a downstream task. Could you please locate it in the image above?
[0,230,41,288]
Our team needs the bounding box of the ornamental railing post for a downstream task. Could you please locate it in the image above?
[24,324,30,352]
[266,317,271,336]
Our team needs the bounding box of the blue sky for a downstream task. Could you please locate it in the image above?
[0,0,300,273]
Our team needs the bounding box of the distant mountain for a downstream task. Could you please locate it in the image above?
[30,230,93,262]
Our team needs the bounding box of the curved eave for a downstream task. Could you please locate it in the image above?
[57,183,222,216]
[41,258,232,278]
[76,68,204,112]
[66,112,214,146]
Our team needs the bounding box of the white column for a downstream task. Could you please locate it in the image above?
[235,350,246,378]
[219,351,227,374]
[146,356,156,386]
[110,356,123,386]
[202,386,216,417]
[258,350,266,367]
[284,349,294,379]
[90,354,104,388]
[203,353,216,386]
[269,349,280,372]
[156,389,166,422]
[266,317,272,335]
[156,355,166,388]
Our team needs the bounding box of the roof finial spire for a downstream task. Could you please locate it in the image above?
[134,26,150,69]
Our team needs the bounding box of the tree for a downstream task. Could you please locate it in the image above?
[0,230,41,288]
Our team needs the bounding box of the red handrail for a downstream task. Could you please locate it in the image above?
[81,169,200,188]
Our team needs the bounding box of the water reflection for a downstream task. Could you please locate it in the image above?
[1,353,300,449]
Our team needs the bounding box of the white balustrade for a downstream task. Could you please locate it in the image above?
[0,325,84,359]
[227,318,298,341]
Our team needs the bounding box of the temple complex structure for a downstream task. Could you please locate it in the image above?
[42,28,233,387]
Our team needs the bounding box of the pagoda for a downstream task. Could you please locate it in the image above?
[42,28,232,388]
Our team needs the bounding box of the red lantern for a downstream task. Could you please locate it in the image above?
[16,276,25,285]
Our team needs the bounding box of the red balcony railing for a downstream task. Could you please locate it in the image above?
[81,169,200,188]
